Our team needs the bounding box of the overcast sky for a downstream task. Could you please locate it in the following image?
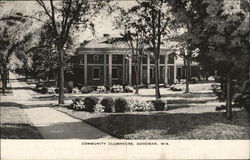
[0,1,137,42]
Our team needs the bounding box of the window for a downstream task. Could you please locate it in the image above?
[92,67,100,80]
[93,55,99,61]
[112,68,118,79]
[177,68,182,77]
[112,55,117,61]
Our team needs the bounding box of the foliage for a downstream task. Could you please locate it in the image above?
[48,87,56,94]
[40,87,48,94]
[71,98,85,111]
[94,103,105,113]
[114,97,128,113]
[128,99,154,112]
[72,87,80,94]
[151,100,166,111]
[124,85,134,93]
[80,86,93,94]
[100,97,114,113]
[83,96,98,112]
[233,80,250,112]
[110,85,123,93]
[97,86,106,93]
[55,88,68,93]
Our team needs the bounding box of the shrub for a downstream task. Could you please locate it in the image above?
[84,96,98,112]
[233,80,250,112]
[55,88,68,93]
[170,85,182,91]
[190,77,199,84]
[110,85,123,93]
[94,103,105,113]
[81,86,93,94]
[124,85,134,93]
[114,98,128,112]
[97,86,106,93]
[40,87,48,94]
[128,99,154,112]
[151,100,166,111]
[100,97,114,112]
[67,81,74,93]
[72,87,81,94]
[48,87,56,94]
[71,98,85,111]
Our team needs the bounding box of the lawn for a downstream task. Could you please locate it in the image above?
[0,103,42,139]
[54,105,249,139]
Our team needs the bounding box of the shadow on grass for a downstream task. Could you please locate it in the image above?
[81,111,249,139]
[0,102,52,109]
[0,123,42,139]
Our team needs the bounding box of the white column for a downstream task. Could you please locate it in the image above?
[109,54,112,87]
[140,57,143,85]
[128,55,132,85]
[84,54,87,85]
[104,54,107,86]
[122,55,126,84]
[174,56,177,83]
[164,54,168,86]
[147,54,150,85]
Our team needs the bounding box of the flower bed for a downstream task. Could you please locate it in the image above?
[69,96,167,113]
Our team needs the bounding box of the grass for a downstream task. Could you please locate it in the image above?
[0,106,42,139]
[54,106,249,139]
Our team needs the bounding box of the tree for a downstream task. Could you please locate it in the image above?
[114,5,147,94]
[116,0,174,99]
[0,12,33,94]
[36,0,108,104]
[202,0,250,119]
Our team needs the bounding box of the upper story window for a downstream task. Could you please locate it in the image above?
[94,55,99,61]
[112,55,117,61]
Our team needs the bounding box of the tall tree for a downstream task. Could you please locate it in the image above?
[117,0,174,99]
[36,0,108,104]
[0,12,33,94]
[203,0,250,119]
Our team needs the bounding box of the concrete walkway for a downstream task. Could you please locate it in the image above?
[1,73,114,139]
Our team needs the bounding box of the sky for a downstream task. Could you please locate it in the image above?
[0,1,137,43]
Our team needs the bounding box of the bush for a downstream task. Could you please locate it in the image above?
[190,77,199,84]
[100,97,114,112]
[71,98,85,111]
[110,85,123,93]
[94,103,105,113]
[40,87,48,94]
[48,87,56,94]
[55,88,68,93]
[128,99,154,112]
[151,100,166,111]
[67,81,74,93]
[97,86,106,93]
[81,86,93,94]
[170,85,182,91]
[233,80,250,112]
[72,87,81,94]
[84,96,98,112]
[114,98,128,112]
[124,85,134,93]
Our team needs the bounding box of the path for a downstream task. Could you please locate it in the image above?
[1,73,114,139]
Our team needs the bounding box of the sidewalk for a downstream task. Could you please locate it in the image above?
[1,73,115,139]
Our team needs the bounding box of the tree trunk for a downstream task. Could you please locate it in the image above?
[135,57,139,94]
[58,45,64,104]
[226,72,232,120]
[54,70,58,87]
[185,60,190,93]
[155,55,161,99]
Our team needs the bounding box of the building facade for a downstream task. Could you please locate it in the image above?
[73,36,198,87]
